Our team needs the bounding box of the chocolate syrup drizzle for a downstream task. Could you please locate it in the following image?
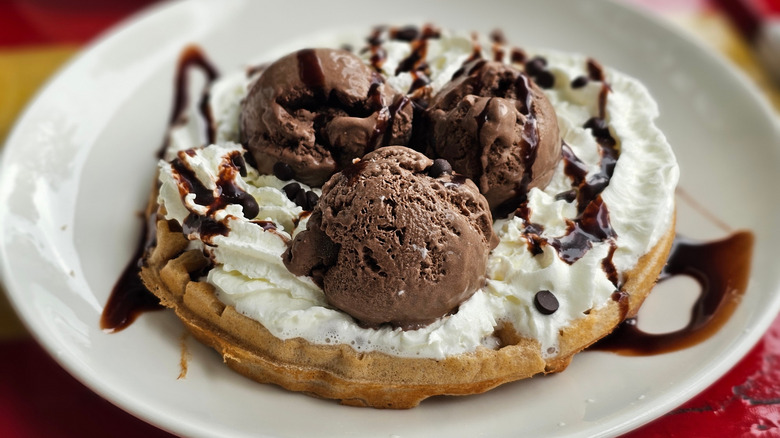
[100,212,162,332]
[296,49,326,89]
[509,53,619,276]
[550,197,616,265]
[489,29,507,62]
[158,45,219,158]
[295,48,407,154]
[511,48,527,64]
[366,74,392,149]
[361,28,433,152]
[365,24,440,94]
[453,54,539,219]
[103,147,259,330]
[171,149,260,241]
[365,26,387,71]
[594,231,755,355]
[393,24,439,94]
[104,47,221,332]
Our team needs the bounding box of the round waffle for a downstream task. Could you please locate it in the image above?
[140,209,674,408]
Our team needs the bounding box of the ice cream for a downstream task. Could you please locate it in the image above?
[425,60,561,214]
[240,48,414,187]
[284,146,498,329]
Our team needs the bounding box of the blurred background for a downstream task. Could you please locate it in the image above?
[0,0,778,436]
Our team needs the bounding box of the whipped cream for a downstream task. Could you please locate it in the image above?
[157,29,678,359]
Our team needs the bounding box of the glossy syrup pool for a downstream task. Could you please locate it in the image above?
[593,231,755,355]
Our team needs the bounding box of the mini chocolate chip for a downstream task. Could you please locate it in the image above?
[510,48,526,64]
[428,159,452,178]
[534,71,555,89]
[243,151,257,169]
[294,189,308,209]
[282,182,301,201]
[272,161,295,181]
[305,191,319,210]
[242,196,260,220]
[524,56,547,76]
[293,190,319,211]
[340,43,354,52]
[231,154,247,177]
[571,76,588,89]
[587,59,605,81]
[534,290,559,315]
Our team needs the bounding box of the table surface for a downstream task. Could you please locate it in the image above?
[0,0,778,437]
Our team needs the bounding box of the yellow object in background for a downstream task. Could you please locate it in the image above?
[669,11,780,110]
[0,46,77,142]
[0,45,77,340]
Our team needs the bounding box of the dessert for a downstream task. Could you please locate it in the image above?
[138,25,679,408]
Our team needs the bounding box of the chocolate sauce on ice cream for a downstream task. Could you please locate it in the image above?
[240,48,413,186]
[425,59,561,215]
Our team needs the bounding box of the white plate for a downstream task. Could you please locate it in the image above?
[2,0,780,437]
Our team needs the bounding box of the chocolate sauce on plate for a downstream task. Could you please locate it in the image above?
[158,45,219,158]
[103,150,260,331]
[510,48,527,64]
[103,46,223,332]
[593,231,755,355]
[100,214,162,333]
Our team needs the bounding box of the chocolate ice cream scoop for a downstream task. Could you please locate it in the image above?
[426,59,561,216]
[240,48,414,187]
[283,146,498,330]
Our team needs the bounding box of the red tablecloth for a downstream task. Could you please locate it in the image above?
[0,1,778,436]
